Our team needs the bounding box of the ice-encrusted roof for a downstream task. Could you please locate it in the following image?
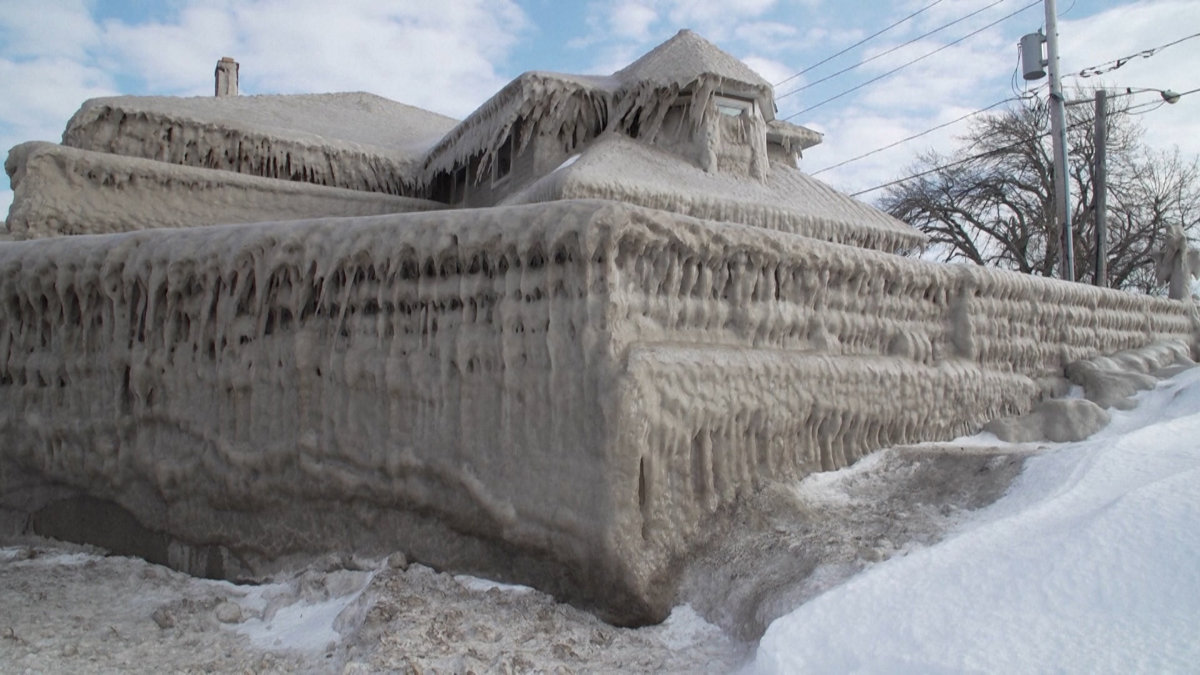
[423,30,796,179]
[612,29,774,115]
[502,134,925,252]
[423,72,613,178]
[68,92,458,158]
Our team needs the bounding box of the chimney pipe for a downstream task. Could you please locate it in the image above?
[215,57,239,97]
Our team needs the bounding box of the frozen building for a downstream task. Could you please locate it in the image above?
[5,30,914,251]
[2,32,1196,625]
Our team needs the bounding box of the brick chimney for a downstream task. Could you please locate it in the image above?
[215,57,239,97]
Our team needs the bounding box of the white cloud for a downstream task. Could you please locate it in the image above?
[733,21,801,57]
[0,0,100,61]
[1058,0,1200,158]
[661,0,778,41]
[571,0,794,70]
[87,0,529,117]
[610,1,658,41]
[741,55,794,89]
[0,0,532,220]
[101,5,240,95]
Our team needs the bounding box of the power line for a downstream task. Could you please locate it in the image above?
[777,0,1008,102]
[847,87,1198,198]
[782,0,1036,120]
[811,95,1029,176]
[773,0,947,89]
[1074,32,1200,78]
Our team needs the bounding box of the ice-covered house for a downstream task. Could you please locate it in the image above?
[3,31,1197,626]
[422,29,813,203]
[5,30,916,252]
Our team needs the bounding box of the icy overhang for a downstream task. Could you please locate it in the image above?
[767,120,823,153]
[66,92,458,159]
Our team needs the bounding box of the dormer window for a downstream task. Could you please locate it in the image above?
[714,95,755,118]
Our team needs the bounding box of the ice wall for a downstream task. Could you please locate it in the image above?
[0,200,647,618]
[4,142,445,238]
[2,200,1196,625]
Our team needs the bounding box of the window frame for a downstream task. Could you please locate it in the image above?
[714,95,756,118]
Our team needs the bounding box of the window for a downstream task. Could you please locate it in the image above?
[451,165,467,204]
[494,133,513,183]
[714,95,754,118]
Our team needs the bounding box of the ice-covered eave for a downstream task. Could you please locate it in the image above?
[422,72,614,182]
[419,68,784,192]
[767,120,822,152]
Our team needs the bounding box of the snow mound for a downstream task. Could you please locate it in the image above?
[756,367,1200,674]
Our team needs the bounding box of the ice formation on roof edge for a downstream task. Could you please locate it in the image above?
[5,141,444,237]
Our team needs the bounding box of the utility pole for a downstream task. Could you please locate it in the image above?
[1044,0,1074,281]
[1094,89,1108,287]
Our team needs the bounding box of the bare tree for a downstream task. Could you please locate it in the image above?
[881,93,1200,293]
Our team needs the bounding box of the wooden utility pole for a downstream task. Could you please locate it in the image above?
[1044,0,1074,281]
[1094,90,1108,287]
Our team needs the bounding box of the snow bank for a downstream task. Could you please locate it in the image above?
[756,367,1200,674]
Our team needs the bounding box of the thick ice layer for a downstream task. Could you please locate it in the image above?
[1,200,1196,624]
[62,93,454,196]
[4,142,445,238]
[423,30,786,187]
[67,92,458,154]
[505,134,924,252]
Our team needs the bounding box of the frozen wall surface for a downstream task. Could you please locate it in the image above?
[4,142,445,238]
[1,200,1196,625]
[62,93,456,196]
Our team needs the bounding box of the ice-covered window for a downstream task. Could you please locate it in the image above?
[715,95,755,118]
[451,165,467,204]
[494,133,513,184]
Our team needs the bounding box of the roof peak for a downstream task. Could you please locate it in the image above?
[613,29,772,94]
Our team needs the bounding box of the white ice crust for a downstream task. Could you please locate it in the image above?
[2,199,1196,624]
[4,142,444,237]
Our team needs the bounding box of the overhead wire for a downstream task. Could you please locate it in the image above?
[1073,32,1200,78]
[810,95,1032,176]
[846,87,1199,198]
[776,0,1008,101]
[782,0,1041,120]
[773,0,945,89]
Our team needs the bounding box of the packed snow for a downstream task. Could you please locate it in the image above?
[2,365,1197,672]
[755,365,1200,674]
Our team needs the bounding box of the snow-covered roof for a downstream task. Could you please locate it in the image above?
[67,91,458,159]
[423,30,805,181]
[503,134,924,252]
[423,72,613,179]
[612,29,774,116]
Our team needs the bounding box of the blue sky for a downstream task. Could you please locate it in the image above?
[2,0,1198,215]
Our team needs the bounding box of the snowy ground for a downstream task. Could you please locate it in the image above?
[2,368,1197,673]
